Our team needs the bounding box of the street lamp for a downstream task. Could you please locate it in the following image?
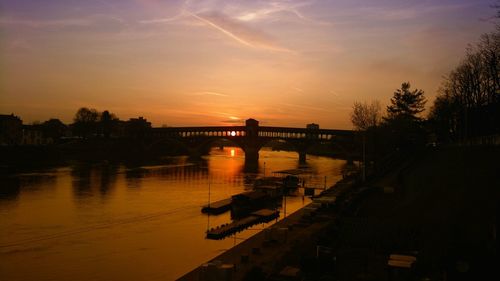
[362,132,366,182]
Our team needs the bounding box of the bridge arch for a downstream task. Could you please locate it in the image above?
[261,137,317,163]
[146,135,249,159]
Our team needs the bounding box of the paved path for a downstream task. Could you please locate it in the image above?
[178,178,355,281]
[178,204,329,281]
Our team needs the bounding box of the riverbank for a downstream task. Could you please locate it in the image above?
[177,175,359,281]
[177,145,499,280]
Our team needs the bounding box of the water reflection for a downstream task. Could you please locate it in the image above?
[0,177,20,201]
[243,160,259,173]
[0,173,57,202]
[0,147,346,281]
[71,162,119,199]
[99,163,119,194]
[124,167,145,189]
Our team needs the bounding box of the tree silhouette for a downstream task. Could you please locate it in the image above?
[386,82,426,120]
[100,110,119,138]
[73,107,99,138]
[381,82,428,150]
[430,32,500,141]
[350,101,381,131]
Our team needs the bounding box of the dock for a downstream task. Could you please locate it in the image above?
[201,198,232,214]
[206,209,279,240]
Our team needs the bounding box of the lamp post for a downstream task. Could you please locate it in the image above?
[206,178,211,232]
[362,132,366,182]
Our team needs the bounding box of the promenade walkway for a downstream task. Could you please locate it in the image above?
[178,178,355,281]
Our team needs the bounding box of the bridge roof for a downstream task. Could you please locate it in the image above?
[152,126,246,131]
[152,126,352,135]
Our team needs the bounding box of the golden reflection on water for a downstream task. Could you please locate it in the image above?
[0,147,345,281]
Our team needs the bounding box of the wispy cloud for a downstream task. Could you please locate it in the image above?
[138,0,324,52]
[138,11,187,24]
[281,102,330,112]
[187,11,293,53]
[235,1,330,25]
[220,118,243,124]
[0,18,93,28]
[188,91,229,97]
[0,14,125,30]
[358,2,478,22]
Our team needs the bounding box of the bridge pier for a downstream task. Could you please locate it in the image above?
[244,147,260,163]
[241,118,262,168]
[298,151,307,164]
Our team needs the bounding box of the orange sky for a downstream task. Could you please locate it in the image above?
[0,0,496,129]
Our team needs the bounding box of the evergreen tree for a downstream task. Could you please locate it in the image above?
[386,82,426,120]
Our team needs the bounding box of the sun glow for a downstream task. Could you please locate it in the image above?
[230,131,236,137]
[230,149,235,157]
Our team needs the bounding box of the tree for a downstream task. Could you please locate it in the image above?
[386,82,426,121]
[350,101,381,131]
[350,100,381,181]
[99,110,119,138]
[381,82,428,151]
[430,32,500,141]
[74,107,99,123]
[73,107,99,138]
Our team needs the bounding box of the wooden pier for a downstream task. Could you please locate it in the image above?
[206,209,279,240]
[201,198,232,214]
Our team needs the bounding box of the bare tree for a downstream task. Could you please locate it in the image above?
[350,100,381,131]
[430,31,500,140]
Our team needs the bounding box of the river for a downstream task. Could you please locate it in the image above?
[0,147,347,280]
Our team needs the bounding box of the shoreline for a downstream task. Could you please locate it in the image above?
[177,176,357,281]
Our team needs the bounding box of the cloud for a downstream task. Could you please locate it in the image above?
[235,1,330,25]
[0,14,126,31]
[220,119,243,124]
[5,39,33,52]
[188,91,229,97]
[359,2,477,22]
[0,18,92,28]
[187,11,293,53]
[139,0,329,52]
[281,102,330,112]
[138,11,187,24]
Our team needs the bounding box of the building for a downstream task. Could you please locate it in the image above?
[125,117,152,138]
[306,123,320,130]
[0,114,23,145]
[22,124,50,145]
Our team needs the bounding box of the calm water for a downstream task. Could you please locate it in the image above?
[0,147,346,281]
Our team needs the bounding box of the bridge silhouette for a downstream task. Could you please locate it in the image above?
[148,119,354,164]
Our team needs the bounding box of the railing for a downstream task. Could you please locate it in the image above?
[150,126,353,139]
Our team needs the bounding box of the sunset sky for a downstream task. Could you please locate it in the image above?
[0,0,497,128]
